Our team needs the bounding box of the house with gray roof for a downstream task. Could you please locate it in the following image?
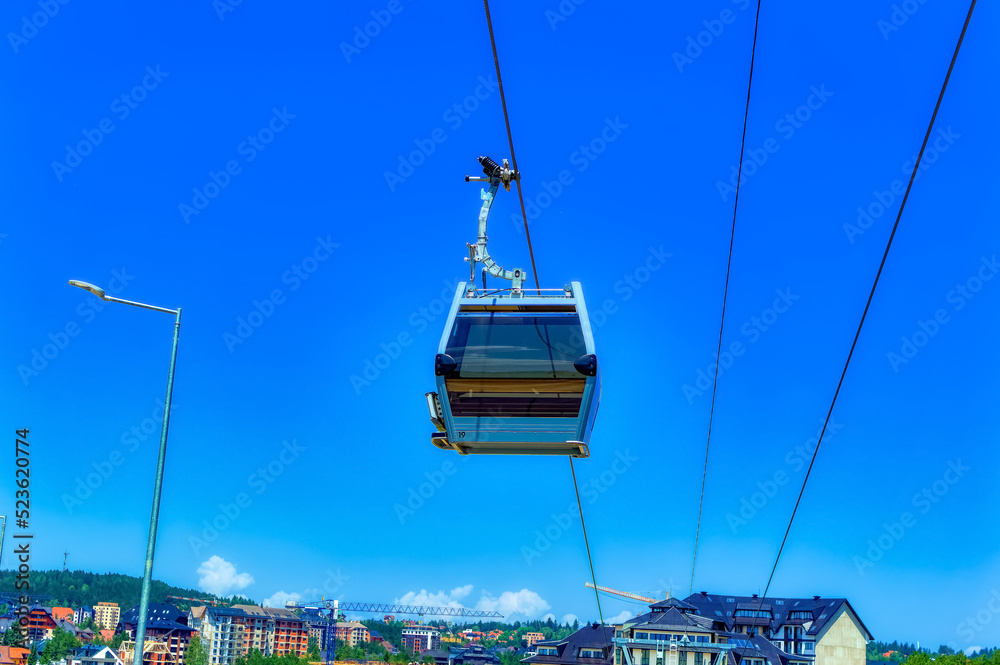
[611,594,871,665]
[523,623,614,665]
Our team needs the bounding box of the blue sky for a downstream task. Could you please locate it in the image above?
[2,0,999,653]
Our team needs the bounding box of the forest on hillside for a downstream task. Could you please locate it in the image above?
[0,569,254,611]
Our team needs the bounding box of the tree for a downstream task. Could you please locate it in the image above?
[2,625,26,647]
[307,637,320,660]
[188,635,209,665]
[40,626,81,664]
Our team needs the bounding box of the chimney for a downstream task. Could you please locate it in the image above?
[813,596,820,601]
[700,592,708,596]
[752,594,758,599]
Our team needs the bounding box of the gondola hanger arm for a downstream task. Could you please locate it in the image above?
[464,155,526,295]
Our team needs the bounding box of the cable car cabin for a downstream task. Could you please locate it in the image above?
[426,281,600,457]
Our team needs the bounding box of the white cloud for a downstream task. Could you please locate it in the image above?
[542,613,556,622]
[395,586,550,620]
[395,585,474,608]
[561,614,579,626]
[263,591,302,609]
[607,610,635,624]
[476,589,550,619]
[964,647,983,657]
[197,556,255,596]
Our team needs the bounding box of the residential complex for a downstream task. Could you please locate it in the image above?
[611,594,872,665]
[335,621,371,647]
[94,603,121,630]
[0,590,870,665]
[403,625,442,654]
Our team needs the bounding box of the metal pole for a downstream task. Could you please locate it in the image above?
[132,308,182,665]
[0,516,6,569]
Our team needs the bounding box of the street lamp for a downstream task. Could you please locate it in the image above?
[69,279,181,665]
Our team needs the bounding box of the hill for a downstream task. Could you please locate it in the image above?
[0,569,254,611]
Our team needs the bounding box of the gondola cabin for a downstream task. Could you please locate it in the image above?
[426,281,600,457]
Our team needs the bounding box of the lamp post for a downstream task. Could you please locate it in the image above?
[69,280,181,665]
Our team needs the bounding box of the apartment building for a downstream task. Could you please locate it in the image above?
[335,621,370,647]
[94,603,121,630]
[265,607,307,657]
[524,633,547,648]
[403,626,441,654]
[75,607,95,625]
[681,593,872,665]
[231,605,275,656]
[198,607,246,665]
[611,594,871,665]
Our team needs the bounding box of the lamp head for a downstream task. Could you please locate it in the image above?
[68,280,108,300]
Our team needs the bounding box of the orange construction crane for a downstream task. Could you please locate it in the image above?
[584,583,660,604]
[166,595,219,606]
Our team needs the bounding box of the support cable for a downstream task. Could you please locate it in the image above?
[482,0,540,293]
[738,2,976,658]
[571,457,606,627]
[481,0,604,625]
[690,0,763,596]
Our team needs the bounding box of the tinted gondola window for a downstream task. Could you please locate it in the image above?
[446,314,587,379]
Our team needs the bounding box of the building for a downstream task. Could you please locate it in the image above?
[403,626,441,654]
[299,609,328,652]
[263,607,307,657]
[94,604,121,631]
[197,607,247,665]
[118,604,189,637]
[52,608,75,623]
[23,606,59,641]
[610,594,871,665]
[0,646,30,665]
[680,593,873,665]
[448,644,503,665]
[369,630,385,645]
[70,645,125,665]
[523,624,613,665]
[524,633,547,648]
[232,605,276,656]
[119,640,174,665]
[117,604,193,665]
[75,607,95,625]
[335,621,370,647]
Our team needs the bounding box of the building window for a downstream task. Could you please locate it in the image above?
[641,651,650,665]
[679,653,687,665]
[616,650,621,665]
[694,654,703,665]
